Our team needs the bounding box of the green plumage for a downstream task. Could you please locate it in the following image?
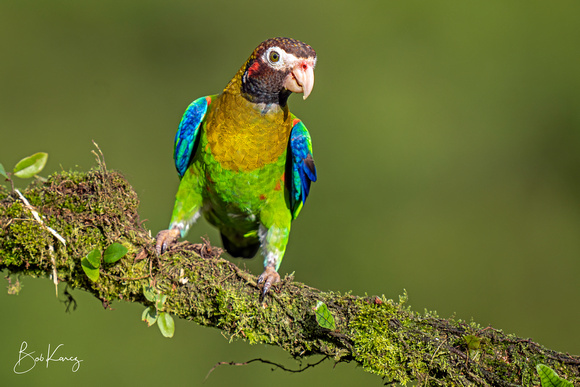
[157,37,317,296]
[172,95,293,263]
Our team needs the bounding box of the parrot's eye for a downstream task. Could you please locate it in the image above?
[268,50,280,63]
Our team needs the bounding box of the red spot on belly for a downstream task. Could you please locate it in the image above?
[274,173,284,191]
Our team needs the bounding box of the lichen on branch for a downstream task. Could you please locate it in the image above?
[0,169,578,386]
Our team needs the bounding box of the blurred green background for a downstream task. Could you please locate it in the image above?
[1,1,579,385]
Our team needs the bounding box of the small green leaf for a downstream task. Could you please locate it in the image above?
[143,284,156,302]
[463,335,481,350]
[314,301,336,330]
[0,163,7,179]
[463,335,485,361]
[142,306,157,327]
[81,249,101,282]
[13,152,48,178]
[155,294,167,310]
[537,364,573,387]
[103,242,128,264]
[81,264,99,282]
[157,312,175,338]
[86,249,101,268]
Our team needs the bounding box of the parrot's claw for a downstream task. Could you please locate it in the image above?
[155,228,181,256]
[257,266,281,299]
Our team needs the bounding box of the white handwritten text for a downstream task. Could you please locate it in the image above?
[13,341,83,374]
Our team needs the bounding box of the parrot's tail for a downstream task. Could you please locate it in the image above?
[220,232,260,259]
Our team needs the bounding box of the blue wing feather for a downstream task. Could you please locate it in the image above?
[173,96,212,177]
[288,118,317,219]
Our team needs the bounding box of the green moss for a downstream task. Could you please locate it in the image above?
[349,298,410,383]
[348,296,452,385]
[0,200,51,267]
[0,169,150,302]
[3,168,580,385]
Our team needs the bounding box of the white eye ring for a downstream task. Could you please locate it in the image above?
[264,47,287,67]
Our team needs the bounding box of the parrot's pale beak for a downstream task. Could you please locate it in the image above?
[284,60,315,100]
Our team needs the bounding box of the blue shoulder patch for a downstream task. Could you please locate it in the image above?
[173,96,212,177]
[288,118,317,219]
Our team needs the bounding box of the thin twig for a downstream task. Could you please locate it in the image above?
[91,140,107,172]
[204,355,330,382]
[15,188,66,296]
[15,189,66,246]
[48,245,58,297]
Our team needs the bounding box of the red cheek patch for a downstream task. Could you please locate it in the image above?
[248,61,260,76]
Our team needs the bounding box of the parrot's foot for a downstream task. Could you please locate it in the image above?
[257,266,281,299]
[155,228,181,256]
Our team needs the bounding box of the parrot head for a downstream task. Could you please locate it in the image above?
[240,37,317,106]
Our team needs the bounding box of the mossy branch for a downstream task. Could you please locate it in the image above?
[1,168,579,386]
